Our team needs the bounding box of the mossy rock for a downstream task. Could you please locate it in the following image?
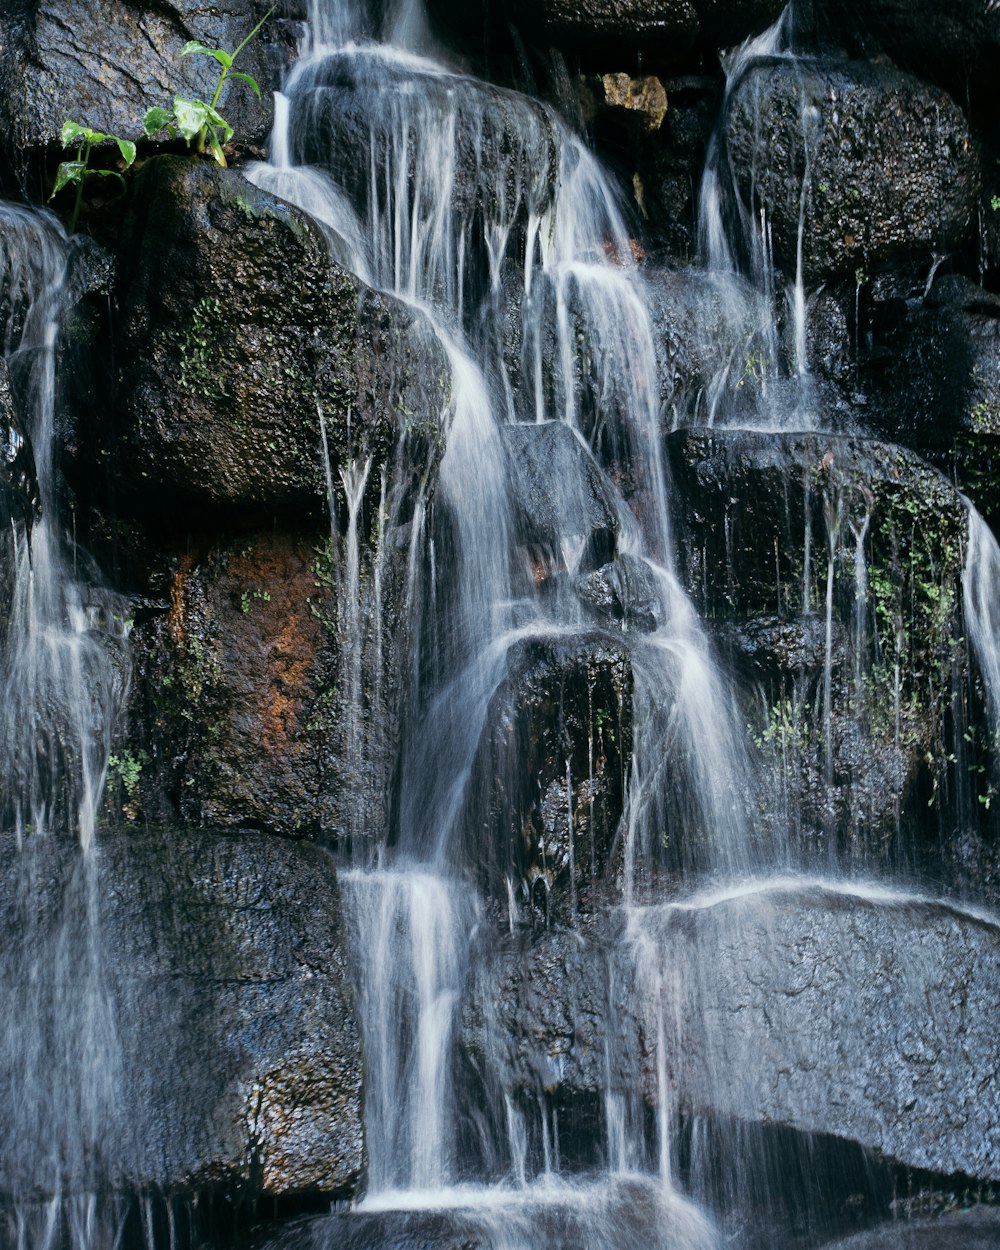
[111,156,448,517]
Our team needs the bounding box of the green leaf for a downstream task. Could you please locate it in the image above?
[116,137,137,167]
[49,160,85,198]
[172,95,211,142]
[93,168,129,196]
[143,106,175,136]
[225,70,261,98]
[180,40,232,68]
[205,104,234,142]
[60,120,89,147]
[207,131,227,166]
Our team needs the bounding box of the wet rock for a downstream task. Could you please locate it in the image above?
[810,0,1000,91]
[288,50,558,304]
[422,0,784,62]
[463,920,616,1107]
[471,885,1000,1186]
[663,884,1000,1182]
[111,156,448,516]
[822,1207,1000,1249]
[0,357,37,533]
[463,633,633,921]
[667,429,969,861]
[259,1176,708,1250]
[723,59,978,284]
[128,530,329,834]
[124,511,413,845]
[0,828,364,1199]
[574,552,663,631]
[503,421,620,573]
[857,275,1000,533]
[259,1208,487,1250]
[0,0,288,165]
[645,264,760,420]
[506,0,700,54]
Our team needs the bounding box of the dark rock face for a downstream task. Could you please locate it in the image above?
[645,264,758,420]
[287,50,558,333]
[466,886,1000,1185]
[0,357,36,532]
[111,156,447,516]
[856,275,1000,532]
[666,885,1000,1182]
[127,530,330,834]
[503,421,620,572]
[811,0,1000,89]
[823,1208,1000,1249]
[123,505,416,847]
[0,0,285,163]
[463,633,633,921]
[494,0,784,54]
[0,828,364,1199]
[463,920,615,1107]
[723,59,978,284]
[667,429,970,864]
[508,0,700,51]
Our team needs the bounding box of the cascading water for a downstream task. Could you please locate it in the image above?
[696,8,821,432]
[1,0,998,1244]
[246,0,757,1240]
[0,210,130,1246]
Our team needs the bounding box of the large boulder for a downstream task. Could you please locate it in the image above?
[662,882,1000,1181]
[0,0,288,164]
[111,156,448,516]
[502,421,621,573]
[0,828,364,1204]
[722,58,978,285]
[285,49,558,335]
[466,882,1000,1184]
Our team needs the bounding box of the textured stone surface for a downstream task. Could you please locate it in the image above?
[462,633,633,920]
[0,828,364,1198]
[467,885,1000,1182]
[822,1208,1000,1249]
[0,0,286,161]
[666,429,971,864]
[811,0,1000,86]
[112,156,447,516]
[724,59,979,283]
[665,885,1000,1181]
[503,420,620,572]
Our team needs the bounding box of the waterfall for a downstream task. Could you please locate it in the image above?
[696,7,821,432]
[245,0,757,1232]
[0,210,130,1244]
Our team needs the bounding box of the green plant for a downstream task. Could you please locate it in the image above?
[143,7,273,166]
[240,587,271,614]
[49,121,137,232]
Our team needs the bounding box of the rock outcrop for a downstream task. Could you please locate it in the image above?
[111,156,447,516]
[723,59,978,284]
[0,828,364,1199]
[0,0,287,165]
